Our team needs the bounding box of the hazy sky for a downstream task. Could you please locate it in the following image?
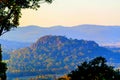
[20,0,120,27]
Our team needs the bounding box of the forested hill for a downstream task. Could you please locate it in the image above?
[8,35,120,77]
[31,35,99,49]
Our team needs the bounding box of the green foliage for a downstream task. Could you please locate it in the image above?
[68,56,120,80]
[0,45,7,80]
[0,0,52,35]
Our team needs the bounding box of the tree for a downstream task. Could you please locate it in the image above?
[0,0,52,36]
[68,56,120,80]
[0,44,7,80]
[0,0,52,79]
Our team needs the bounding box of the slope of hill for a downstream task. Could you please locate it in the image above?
[0,39,31,49]
[7,35,120,77]
[0,39,32,60]
[1,24,120,46]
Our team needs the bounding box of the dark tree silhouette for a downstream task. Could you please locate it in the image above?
[0,45,7,80]
[68,56,120,80]
[0,0,52,79]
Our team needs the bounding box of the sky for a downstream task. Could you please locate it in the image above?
[20,0,120,27]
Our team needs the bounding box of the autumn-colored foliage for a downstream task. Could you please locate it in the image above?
[58,75,70,80]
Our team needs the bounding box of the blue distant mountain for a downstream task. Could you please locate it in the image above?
[1,24,120,46]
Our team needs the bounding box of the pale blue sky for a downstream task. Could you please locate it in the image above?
[20,0,120,27]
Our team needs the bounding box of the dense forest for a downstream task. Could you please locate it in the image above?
[7,35,120,77]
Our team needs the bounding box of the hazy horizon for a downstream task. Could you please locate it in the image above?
[19,24,120,28]
[1,24,120,48]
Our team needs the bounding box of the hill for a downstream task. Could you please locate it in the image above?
[1,24,120,46]
[7,35,120,77]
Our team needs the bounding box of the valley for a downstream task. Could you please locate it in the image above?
[1,35,120,79]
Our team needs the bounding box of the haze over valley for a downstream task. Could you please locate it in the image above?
[1,24,120,47]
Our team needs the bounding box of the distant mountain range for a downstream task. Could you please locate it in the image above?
[1,24,120,47]
[7,35,120,77]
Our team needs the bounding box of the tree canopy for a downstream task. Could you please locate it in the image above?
[68,56,120,80]
[0,0,52,36]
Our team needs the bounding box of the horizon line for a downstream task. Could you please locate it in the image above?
[19,24,120,28]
